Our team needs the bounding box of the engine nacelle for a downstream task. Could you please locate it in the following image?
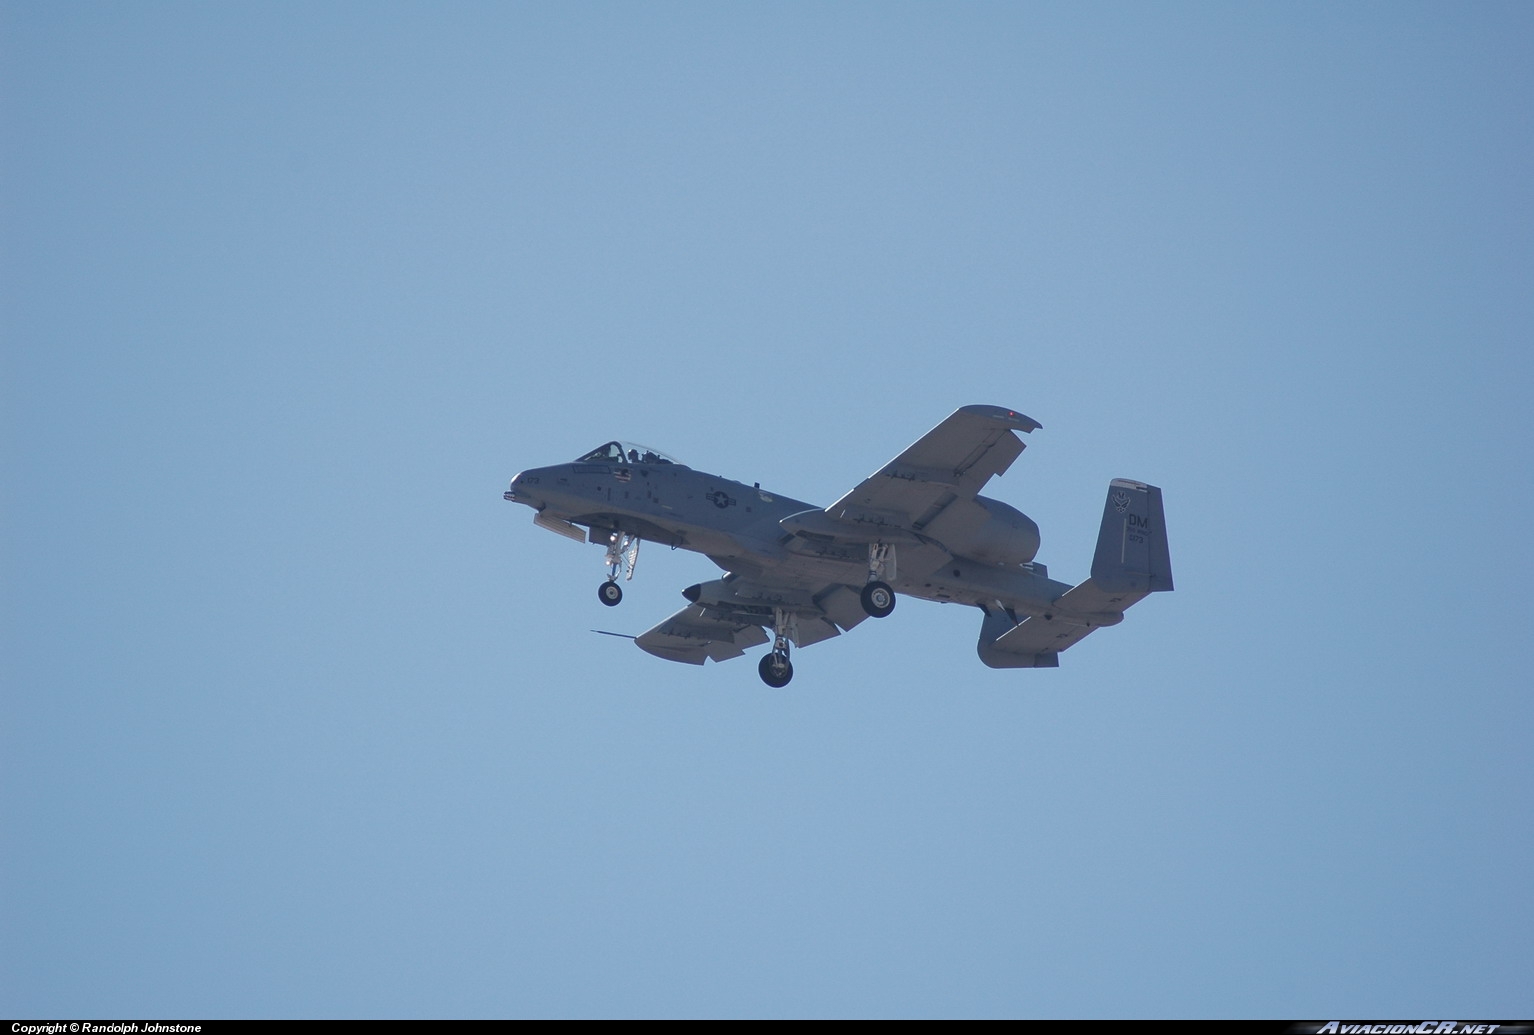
[925,495,1040,567]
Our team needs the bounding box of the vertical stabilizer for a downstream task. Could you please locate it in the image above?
[1090,479,1173,594]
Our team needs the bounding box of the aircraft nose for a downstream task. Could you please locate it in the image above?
[504,470,531,503]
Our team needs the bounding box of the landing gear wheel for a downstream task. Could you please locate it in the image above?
[758,652,793,688]
[598,581,623,607]
[860,580,896,618]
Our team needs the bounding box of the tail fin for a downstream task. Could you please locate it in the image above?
[1090,479,1173,594]
[974,480,1171,670]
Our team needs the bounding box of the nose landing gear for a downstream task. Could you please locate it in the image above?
[598,530,641,606]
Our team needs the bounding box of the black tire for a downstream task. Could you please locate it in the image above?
[598,581,623,606]
[758,652,793,688]
[860,580,896,618]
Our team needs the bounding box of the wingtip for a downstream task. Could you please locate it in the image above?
[958,404,1042,433]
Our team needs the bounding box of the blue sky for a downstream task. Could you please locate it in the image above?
[3,1,1531,1019]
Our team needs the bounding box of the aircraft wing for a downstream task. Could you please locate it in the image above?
[634,577,870,665]
[633,604,771,665]
[822,405,1041,537]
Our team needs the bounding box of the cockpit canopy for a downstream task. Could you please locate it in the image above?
[575,441,679,465]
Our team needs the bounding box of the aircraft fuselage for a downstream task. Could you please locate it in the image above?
[505,457,1073,619]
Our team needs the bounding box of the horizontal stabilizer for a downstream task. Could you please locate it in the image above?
[975,610,1060,669]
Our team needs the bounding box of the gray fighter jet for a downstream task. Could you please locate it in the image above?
[503,405,1172,686]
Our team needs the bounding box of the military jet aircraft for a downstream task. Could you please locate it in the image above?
[503,405,1172,686]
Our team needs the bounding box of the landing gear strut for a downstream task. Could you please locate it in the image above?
[598,530,640,607]
[861,542,897,618]
[758,608,797,687]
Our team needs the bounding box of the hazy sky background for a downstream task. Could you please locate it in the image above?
[4,1,1531,1019]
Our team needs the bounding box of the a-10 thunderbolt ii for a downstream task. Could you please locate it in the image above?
[503,405,1172,686]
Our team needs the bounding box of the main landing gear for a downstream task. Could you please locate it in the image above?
[758,651,793,688]
[860,581,895,619]
[598,530,640,607]
[860,542,897,618]
[757,608,797,687]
